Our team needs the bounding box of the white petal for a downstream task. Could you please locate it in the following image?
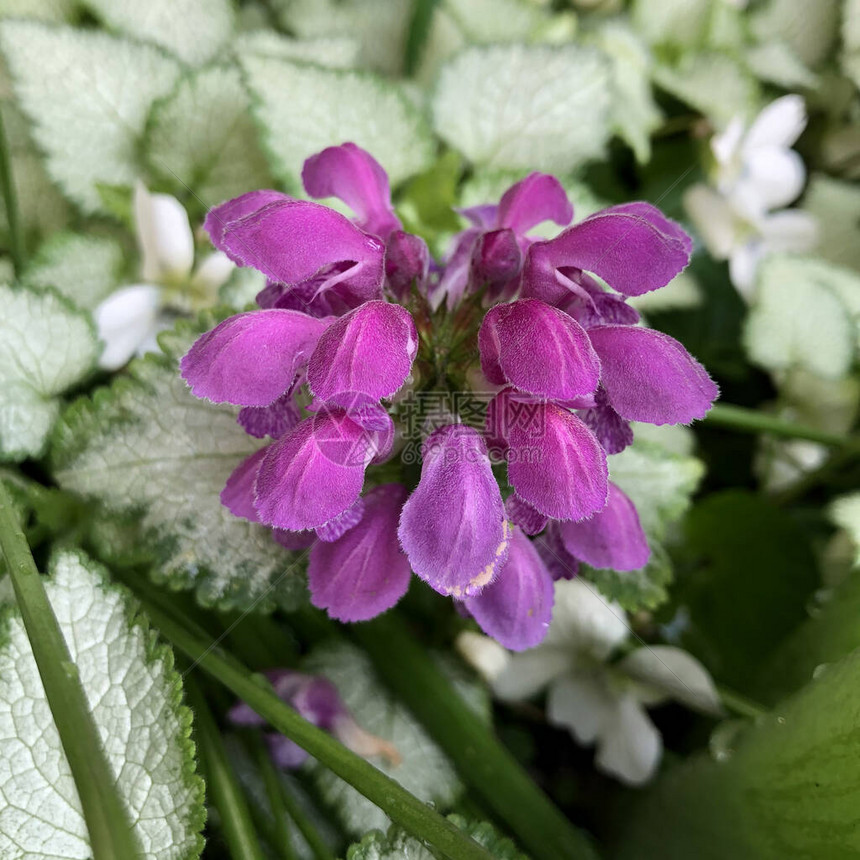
[492,647,572,701]
[711,116,745,167]
[595,695,662,786]
[191,251,234,295]
[456,631,510,684]
[134,182,194,283]
[729,240,765,299]
[94,284,161,370]
[740,147,806,210]
[544,579,629,661]
[619,645,723,715]
[683,184,737,259]
[546,673,615,745]
[758,210,819,252]
[744,95,807,152]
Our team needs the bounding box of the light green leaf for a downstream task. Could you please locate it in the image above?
[0,549,204,859]
[831,493,860,568]
[233,30,360,69]
[630,0,711,46]
[303,642,462,836]
[845,0,860,89]
[443,0,548,43]
[432,44,612,174]
[0,22,181,213]
[242,56,434,189]
[744,255,859,379]
[51,319,305,611]
[24,232,125,310]
[744,41,817,89]
[0,284,99,462]
[145,64,272,209]
[802,174,860,274]
[750,0,840,69]
[272,0,412,75]
[653,52,759,126]
[0,0,75,21]
[81,0,234,65]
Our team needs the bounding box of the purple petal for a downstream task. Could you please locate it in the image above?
[307,301,417,406]
[227,699,268,727]
[588,325,719,424]
[315,498,365,543]
[459,204,498,229]
[302,142,401,240]
[309,483,412,621]
[238,390,302,439]
[205,190,289,248]
[535,525,580,581]
[471,228,522,297]
[479,299,600,400]
[577,386,633,454]
[557,482,650,571]
[464,528,555,651]
[436,229,479,310]
[398,425,510,597]
[522,202,691,299]
[254,408,379,530]
[558,273,641,328]
[215,198,385,305]
[221,448,268,522]
[493,396,608,521]
[180,310,329,407]
[272,529,316,550]
[266,734,309,769]
[385,230,429,300]
[505,492,548,535]
[496,172,573,235]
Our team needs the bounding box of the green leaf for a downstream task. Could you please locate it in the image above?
[303,641,463,836]
[586,542,674,613]
[81,0,234,65]
[0,22,182,214]
[831,493,860,568]
[51,318,305,611]
[145,64,273,210]
[630,0,712,46]
[233,30,361,69]
[0,549,204,859]
[615,646,860,860]
[0,0,75,21]
[744,41,817,89]
[750,0,840,68]
[845,0,860,89]
[242,55,434,189]
[432,44,612,174]
[24,231,125,310]
[802,174,860,274]
[678,490,819,692]
[744,255,859,380]
[0,284,99,461]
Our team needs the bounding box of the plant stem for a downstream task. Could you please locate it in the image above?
[188,680,266,860]
[138,595,495,860]
[404,0,439,76]
[704,404,850,447]
[253,740,301,860]
[717,685,767,720]
[0,106,24,276]
[351,614,599,860]
[275,774,336,860]
[0,482,141,859]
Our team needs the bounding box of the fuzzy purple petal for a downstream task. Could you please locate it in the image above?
[307,301,417,406]
[496,172,573,235]
[272,528,316,550]
[465,527,555,651]
[205,190,289,248]
[221,448,268,522]
[535,525,580,580]
[238,390,302,439]
[398,425,510,597]
[309,483,411,621]
[557,482,650,571]
[385,230,429,300]
[315,498,365,543]
[302,142,401,240]
[471,229,522,296]
[479,299,600,400]
[578,386,634,454]
[588,325,719,424]
[180,310,328,407]
[505,492,548,536]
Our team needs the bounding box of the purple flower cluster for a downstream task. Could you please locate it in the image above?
[181,142,718,651]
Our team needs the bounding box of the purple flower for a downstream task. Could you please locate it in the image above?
[228,669,400,769]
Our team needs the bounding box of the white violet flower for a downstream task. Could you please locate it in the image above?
[684,95,818,299]
[471,579,722,786]
[94,183,234,370]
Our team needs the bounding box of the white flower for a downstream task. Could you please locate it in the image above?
[488,579,722,786]
[684,95,818,299]
[93,183,234,370]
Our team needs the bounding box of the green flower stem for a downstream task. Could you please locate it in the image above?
[718,685,767,720]
[351,614,599,860]
[704,404,851,447]
[0,107,24,276]
[138,596,496,860]
[252,741,301,860]
[404,0,439,75]
[272,772,336,860]
[0,482,141,860]
[188,680,266,860]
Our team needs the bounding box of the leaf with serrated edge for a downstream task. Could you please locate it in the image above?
[146,64,272,209]
[51,319,304,611]
[0,284,99,462]
[303,642,462,836]
[0,22,181,213]
[242,55,433,188]
[432,44,612,173]
[0,550,204,859]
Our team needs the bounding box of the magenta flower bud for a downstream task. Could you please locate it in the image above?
[470,228,521,297]
[385,230,430,300]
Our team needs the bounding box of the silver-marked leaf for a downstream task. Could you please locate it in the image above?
[0,550,204,859]
[233,30,360,69]
[51,319,305,611]
[0,284,99,461]
[0,22,181,213]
